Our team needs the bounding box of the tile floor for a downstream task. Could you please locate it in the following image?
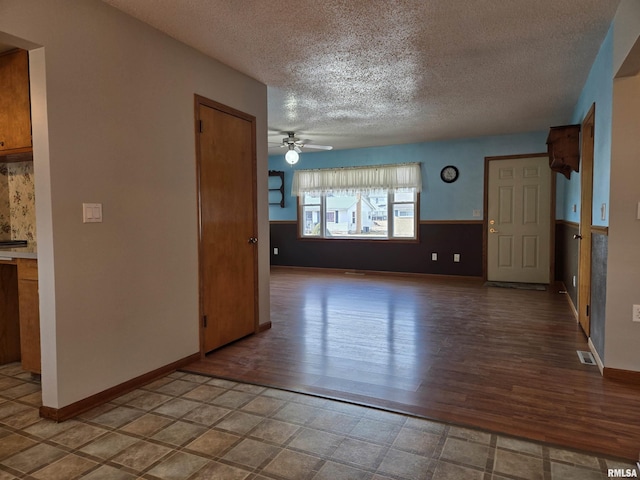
[0,363,636,480]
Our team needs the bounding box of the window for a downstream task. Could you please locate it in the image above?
[294,163,421,240]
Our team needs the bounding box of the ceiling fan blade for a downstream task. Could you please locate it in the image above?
[302,144,333,150]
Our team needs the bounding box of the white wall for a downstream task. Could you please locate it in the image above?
[0,0,269,408]
[605,72,640,371]
[613,0,640,75]
[601,0,640,372]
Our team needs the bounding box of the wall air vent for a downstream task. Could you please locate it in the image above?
[577,350,596,366]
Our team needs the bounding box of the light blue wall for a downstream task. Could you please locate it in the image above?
[559,25,614,226]
[269,131,547,221]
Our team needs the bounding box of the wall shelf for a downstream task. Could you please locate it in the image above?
[547,124,581,179]
[268,170,285,208]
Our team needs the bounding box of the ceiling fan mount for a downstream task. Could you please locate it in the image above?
[279,132,333,151]
[269,131,333,165]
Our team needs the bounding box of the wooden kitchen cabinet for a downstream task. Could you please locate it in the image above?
[0,49,32,156]
[17,259,40,374]
[0,262,21,365]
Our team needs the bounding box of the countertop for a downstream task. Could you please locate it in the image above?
[0,244,37,260]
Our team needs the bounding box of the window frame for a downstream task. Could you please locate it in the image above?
[297,189,420,243]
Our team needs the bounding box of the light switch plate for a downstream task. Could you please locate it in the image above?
[453,253,460,262]
[83,203,103,223]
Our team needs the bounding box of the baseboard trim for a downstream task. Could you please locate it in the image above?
[603,367,640,385]
[39,353,200,422]
[270,265,482,281]
[258,321,272,333]
[587,338,604,374]
[559,282,579,321]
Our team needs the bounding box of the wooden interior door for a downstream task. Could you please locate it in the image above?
[577,105,595,336]
[196,96,258,353]
[486,154,552,283]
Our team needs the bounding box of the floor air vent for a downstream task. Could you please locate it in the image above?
[577,350,596,366]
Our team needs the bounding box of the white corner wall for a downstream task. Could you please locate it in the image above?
[0,0,269,408]
[613,0,640,75]
[602,0,640,372]
[605,72,640,371]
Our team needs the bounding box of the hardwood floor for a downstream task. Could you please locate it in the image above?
[184,267,640,461]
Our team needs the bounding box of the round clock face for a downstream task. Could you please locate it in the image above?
[440,165,459,183]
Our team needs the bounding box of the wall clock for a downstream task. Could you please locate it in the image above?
[440,165,459,183]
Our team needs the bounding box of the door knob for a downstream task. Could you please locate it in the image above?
[573,234,582,240]
[248,237,258,244]
[489,228,499,233]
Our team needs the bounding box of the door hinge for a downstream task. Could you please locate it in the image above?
[203,315,208,328]
[586,305,590,317]
[199,120,203,133]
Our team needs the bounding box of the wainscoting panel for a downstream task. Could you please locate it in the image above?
[555,221,579,307]
[590,231,608,361]
[270,221,483,276]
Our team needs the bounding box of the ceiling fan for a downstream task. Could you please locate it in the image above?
[273,132,333,165]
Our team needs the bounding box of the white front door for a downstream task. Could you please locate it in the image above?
[487,155,552,283]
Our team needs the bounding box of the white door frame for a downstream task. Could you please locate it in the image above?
[483,153,556,282]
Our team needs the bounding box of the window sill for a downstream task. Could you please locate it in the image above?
[297,236,420,244]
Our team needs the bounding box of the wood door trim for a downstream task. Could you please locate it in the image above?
[485,152,550,162]
[194,95,259,357]
[577,104,595,337]
[482,153,555,281]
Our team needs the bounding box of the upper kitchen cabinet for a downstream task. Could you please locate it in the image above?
[0,49,32,158]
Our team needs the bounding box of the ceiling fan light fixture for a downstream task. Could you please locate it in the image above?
[285,146,299,165]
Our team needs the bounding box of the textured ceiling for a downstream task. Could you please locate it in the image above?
[101,0,620,153]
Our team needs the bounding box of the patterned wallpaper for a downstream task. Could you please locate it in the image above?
[0,161,36,243]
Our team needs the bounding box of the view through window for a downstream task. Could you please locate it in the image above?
[300,189,418,240]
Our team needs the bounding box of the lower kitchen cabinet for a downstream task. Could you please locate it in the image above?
[17,259,40,374]
[0,262,21,364]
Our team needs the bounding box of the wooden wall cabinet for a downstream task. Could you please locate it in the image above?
[0,49,32,157]
[547,124,581,179]
[17,259,40,374]
[268,170,285,208]
[0,262,21,365]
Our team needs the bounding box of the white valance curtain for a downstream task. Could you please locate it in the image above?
[291,162,422,196]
